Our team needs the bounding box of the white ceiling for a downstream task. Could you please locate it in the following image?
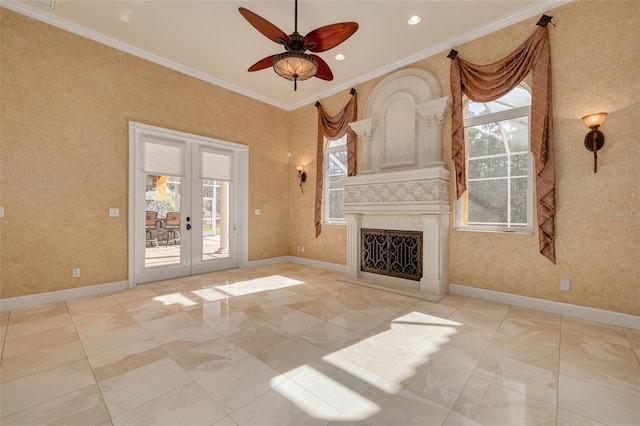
[3,0,569,110]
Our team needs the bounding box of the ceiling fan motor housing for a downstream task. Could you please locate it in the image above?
[285,33,306,52]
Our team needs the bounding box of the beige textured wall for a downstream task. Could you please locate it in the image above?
[0,10,290,299]
[2,1,638,315]
[289,0,639,315]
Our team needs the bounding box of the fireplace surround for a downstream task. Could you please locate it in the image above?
[343,68,452,301]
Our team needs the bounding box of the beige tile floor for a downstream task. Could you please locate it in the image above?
[1,263,638,425]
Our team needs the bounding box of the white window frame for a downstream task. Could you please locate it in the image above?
[456,86,534,233]
[324,135,347,224]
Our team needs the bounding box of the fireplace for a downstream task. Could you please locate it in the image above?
[342,68,452,302]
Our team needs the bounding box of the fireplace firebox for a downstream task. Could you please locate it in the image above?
[361,229,422,281]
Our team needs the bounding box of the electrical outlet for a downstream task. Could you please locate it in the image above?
[560,279,570,291]
[72,268,81,278]
[0,207,4,218]
[300,246,304,252]
[109,208,120,217]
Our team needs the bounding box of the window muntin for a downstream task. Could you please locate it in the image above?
[457,86,532,232]
[324,136,347,223]
[463,86,531,118]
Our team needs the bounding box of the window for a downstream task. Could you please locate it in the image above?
[457,85,532,232]
[324,135,347,223]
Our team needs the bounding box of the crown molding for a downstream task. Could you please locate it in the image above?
[2,0,572,112]
[0,0,291,110]
[290,0,572,111]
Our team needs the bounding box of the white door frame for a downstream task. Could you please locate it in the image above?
[128,121,249,289]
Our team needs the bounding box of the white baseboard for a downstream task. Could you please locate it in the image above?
[287,256,347,274]
[245,256,292,268]
[0,281,129,312]
[246,256,347,274]
[450,284,640,330]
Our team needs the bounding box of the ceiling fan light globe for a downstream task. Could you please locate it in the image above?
[273,52,318,81]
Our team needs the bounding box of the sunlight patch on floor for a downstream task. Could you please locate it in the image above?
[152,292,198,307]
[190,288,229,302]
[215,275,306,297]
[271,366,379,420]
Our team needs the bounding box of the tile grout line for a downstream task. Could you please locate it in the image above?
[0,304,104,422]
[0,310,10,365]
[556,315,626,426]
[108,288,241,424]
[622,327,640,365]
[65,298,115,426]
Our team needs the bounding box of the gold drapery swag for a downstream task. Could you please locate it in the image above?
[450,26,556,263]
[315,89,357,237]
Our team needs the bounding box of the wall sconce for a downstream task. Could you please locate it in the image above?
[296,165,307,192]
[582,112,608,173]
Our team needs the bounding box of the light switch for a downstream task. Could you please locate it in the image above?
[254,209,261,216]
[109,208,120,217]
[0,207,4,218]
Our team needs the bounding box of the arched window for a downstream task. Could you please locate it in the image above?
[457,85,532,231]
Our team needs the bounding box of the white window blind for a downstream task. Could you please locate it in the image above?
[201,149,232,181]
[142,137,186,177]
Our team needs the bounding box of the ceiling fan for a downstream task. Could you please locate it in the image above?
[239,0,358,91]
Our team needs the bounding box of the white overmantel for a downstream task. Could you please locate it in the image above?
[343,67,452,301]
[349,68,452,174]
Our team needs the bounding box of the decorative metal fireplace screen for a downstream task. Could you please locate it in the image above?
[361,229,423,281]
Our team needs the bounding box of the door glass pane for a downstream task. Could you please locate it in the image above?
[145,175,182,267]
[202,179,229,261]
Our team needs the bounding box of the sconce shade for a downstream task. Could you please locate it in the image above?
[582,112,608,128]
[296,165,304,173]
[582,112,608,173]
[274,52,318,82]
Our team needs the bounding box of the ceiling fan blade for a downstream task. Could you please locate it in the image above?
[239,7,291,46]
[248,55,277,72]
[304,22,359,52]
[312,55,333,81]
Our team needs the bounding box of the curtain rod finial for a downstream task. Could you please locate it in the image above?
[315,101,321,108]
[536,14,554,27]
[350,87,356,95]
[447,49,459,60]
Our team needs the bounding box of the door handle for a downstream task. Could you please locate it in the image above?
[186,224,192,231]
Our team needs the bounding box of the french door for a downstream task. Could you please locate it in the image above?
[129,122,248,286]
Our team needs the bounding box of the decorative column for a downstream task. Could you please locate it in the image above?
[415,96,452,167]
[344,213,360,278]
[348,118,377,174]
[416,96,452,128]
[420,214,449,297]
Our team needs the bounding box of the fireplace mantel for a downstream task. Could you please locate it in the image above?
[343,166,450,215]
[342,167,450,301]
